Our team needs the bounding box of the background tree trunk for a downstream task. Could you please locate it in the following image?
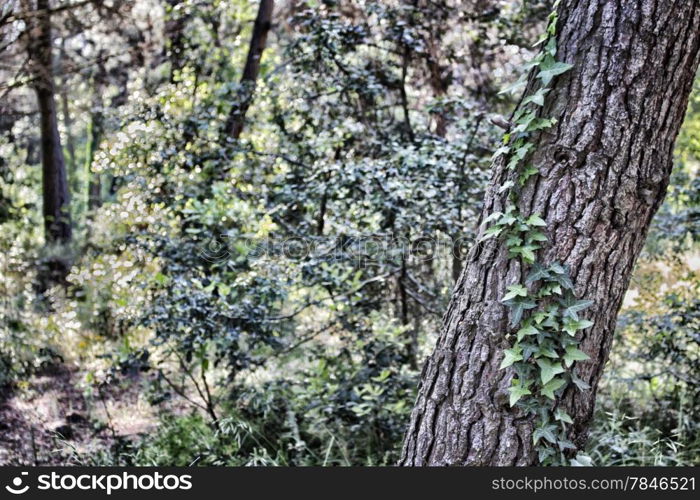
[164,0,187,82]
[59,40,77,194]
[86,54,106,211]
[400,0,700,466]
[26,0,72,245]
[224,0,274,140]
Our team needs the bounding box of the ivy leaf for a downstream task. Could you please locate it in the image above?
[512,111,537,133]
[481,211,503,226]
[533,311,547,324]
[516,245,538,263]
[537,57,573,85]
[563,318,595,336]
[555,409,574,424]
[538,447,554,463]
[507,155,521,171]
[478,225,503,242]
[522,343,539,361]
[498,212,518,226]
[525,214,547,227]
[492,146,510,160]
[499,346,524,369]
[536,330,551,345]
[525,263,551,285]
[558,439,577,451]
[571,453,594,467]
[526,231,548,243]
[537,346,559,359]
[533,424,558,444]
[522,52,545,70]
[536,359,565,384]
[541,376,566,399]
[551,272,575,290]
[527,117,557,132]
[498,180,515,193]
[505,235,523,248]
[563,346,590,367]
[533,31,548,47]
[515,143,533,159]
[560,297,594,321]
[518,165,539,185]
[541,315,559,329]
[499,75,527,95]
[548,262,567,274]
[508,384,532,407]
[505,298,537,327]
[516,324,539,341]
[522,87,549,107]
[502,284,528,302]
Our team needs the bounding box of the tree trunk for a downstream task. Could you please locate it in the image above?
[26,0,72,245]
[86,55,106,211]
[224,0,274,140]
[165,0,187,82]
[59,40,77,193]
[399,0,700,466]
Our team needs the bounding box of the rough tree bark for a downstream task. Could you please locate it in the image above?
[24,0,72,245]
[400,0,700,466]
[224,0,274,140]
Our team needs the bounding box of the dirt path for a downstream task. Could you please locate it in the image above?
[0,364,157,465]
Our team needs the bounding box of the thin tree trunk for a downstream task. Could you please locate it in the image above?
[59,40,76,193]
[400,0,700,466]
[224,0,274,140]
[165,0,187,82]
[86,55,106,210]
[25,0,72,245]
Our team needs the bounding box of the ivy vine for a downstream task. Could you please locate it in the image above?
[484,3,594,466]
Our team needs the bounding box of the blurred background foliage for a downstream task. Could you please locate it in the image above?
[0,0,698,465]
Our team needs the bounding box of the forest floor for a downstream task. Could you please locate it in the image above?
[0,364,159,465]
